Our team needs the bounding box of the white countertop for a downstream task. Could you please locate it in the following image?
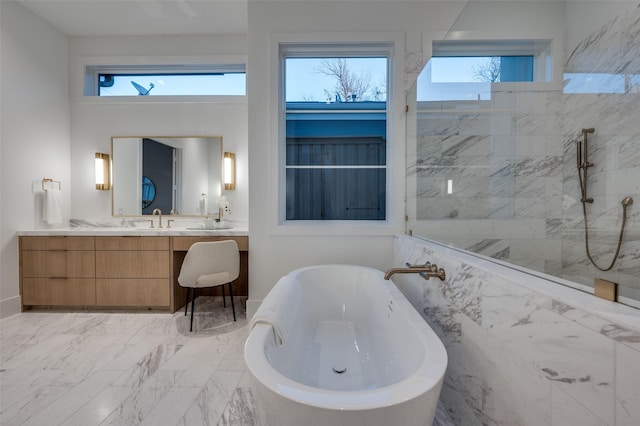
[17,218,249,237]
[17,227,248,237]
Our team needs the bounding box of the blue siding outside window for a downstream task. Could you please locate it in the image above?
[285,101,387,220]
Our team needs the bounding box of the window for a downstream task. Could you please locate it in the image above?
[563,72,640,94]
[430,56,534,83]
[86,64,246,96]
[281,45,390,221]
[419,39,551,101]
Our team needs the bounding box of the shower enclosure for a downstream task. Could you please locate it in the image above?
[406,0,640,306]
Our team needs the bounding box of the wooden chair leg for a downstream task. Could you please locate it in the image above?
[190,288,196,332]
[228,282,236,321]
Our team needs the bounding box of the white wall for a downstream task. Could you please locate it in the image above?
[70,101,248,222]
[0,1,70,318]
[7,0,629,320]
[70,35,248,222]
[246,1,468,315]
[68,34,249,223]
[0,19,248,318]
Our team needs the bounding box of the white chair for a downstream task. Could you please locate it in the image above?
[178,240,240,331]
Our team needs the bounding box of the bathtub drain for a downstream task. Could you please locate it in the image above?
[332,366,347,374]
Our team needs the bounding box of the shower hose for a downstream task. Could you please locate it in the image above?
[577,159,632,272]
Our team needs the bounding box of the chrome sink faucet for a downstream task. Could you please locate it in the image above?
[152,208,163,228]
[384,261,446,281]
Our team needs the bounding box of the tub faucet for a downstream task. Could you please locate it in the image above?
[152,208,163,228]
[384,261,446,281]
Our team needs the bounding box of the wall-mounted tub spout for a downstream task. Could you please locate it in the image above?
[384,261,446,281]
[576,127,633,272]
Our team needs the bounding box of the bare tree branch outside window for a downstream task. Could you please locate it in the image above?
[315,58,385,102]
[472,56,501,82]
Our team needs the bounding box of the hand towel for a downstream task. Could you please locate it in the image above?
[43,187,62,224]
[250,276,301,346]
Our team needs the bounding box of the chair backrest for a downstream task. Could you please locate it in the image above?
[178,240,240,287]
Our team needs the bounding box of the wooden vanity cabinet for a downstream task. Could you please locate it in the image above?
[20,234,248,312]
[20,236,96,306]
[95,236,170,307]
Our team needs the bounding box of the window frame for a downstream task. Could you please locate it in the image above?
[85,63,246,97]
[431,39,553,82]
[278,42,394,226]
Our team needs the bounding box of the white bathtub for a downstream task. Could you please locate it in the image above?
[244,265,448,426]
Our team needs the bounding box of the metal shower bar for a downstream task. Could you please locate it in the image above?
[576,127,633,272]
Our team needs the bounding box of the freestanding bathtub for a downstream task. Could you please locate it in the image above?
[244,264,448,426]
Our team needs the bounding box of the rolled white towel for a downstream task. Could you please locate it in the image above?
[43,187,62,224]
[250,317,286,346]
[250,276,301,346]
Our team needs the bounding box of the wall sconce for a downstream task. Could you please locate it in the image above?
[224,152,236,190]
[95,152,110,190]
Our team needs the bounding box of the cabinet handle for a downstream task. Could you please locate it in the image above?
[49,277,67,280]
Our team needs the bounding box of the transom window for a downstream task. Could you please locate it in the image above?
[281,45,391,221]
[419,39,551,101]
[86,64,246,96]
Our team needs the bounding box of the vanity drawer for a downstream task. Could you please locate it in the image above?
[21,236,95,251]
[21,250,95,278]
[22,278,96,306]
[95,236,169,251]
[96,251,170,278]
[96,279,170,306]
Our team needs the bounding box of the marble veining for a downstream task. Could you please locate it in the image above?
[1,296,454,426]
[0,298,256,426]
[393,235,640,426]
[407,2,640,299]
[18,218,248,237]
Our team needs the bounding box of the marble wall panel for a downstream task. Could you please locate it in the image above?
[393,234,640,426]
[409,2,639,299]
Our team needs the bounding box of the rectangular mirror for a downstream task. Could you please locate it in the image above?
[111,136,223,216]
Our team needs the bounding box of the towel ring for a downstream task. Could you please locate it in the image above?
[42,178,61,191]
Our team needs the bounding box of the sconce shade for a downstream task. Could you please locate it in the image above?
[95,152,110,190]
[224,152,236,190]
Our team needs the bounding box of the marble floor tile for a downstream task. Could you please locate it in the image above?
[59,386,136,426]
[1,296,455,426]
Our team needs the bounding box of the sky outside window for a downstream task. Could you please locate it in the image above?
[418,56,534,101]
[98,73,246,96]
[285,57,387,103]
[429,57,495,82]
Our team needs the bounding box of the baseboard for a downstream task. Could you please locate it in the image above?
[246,299,262,319]
[0,296,21,319]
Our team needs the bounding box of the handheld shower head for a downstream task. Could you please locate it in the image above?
[622,197,634,207]
[582,128,595,134]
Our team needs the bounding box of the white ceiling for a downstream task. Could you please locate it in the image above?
[16,0,556,37]
[16,0,248,36]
